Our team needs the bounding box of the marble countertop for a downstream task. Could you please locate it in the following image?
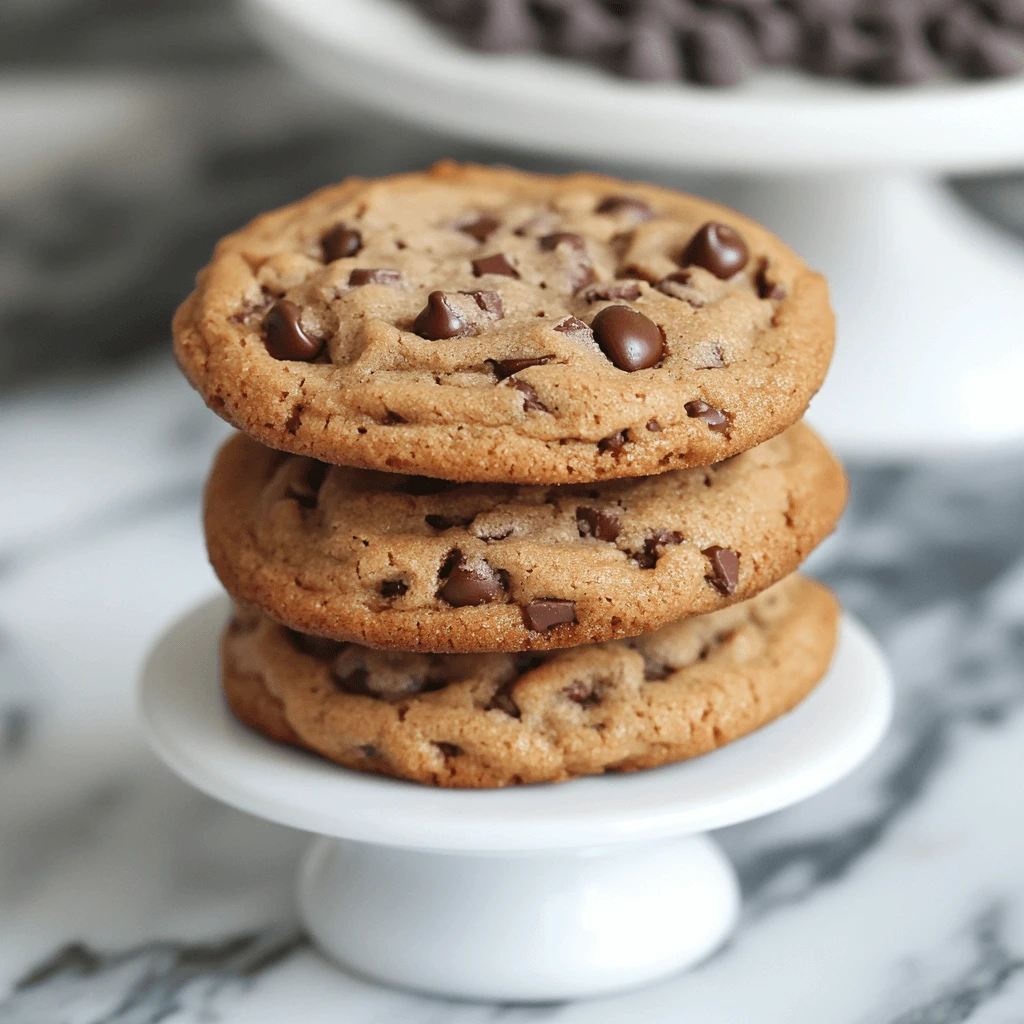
[2,356,1024,1022]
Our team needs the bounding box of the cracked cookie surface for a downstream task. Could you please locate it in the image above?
[205,422,846,652]
[175,162,834,484]
[221,575,839,787]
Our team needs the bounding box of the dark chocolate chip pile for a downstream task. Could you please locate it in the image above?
[405,0,1024,85]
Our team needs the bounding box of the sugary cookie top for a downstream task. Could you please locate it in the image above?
[175,162,833,483]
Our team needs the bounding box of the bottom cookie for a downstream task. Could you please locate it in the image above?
[221,575,839,788]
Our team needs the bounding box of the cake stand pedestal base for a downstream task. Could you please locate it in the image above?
[138,596,892,1002]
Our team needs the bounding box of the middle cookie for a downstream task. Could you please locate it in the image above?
[205,421,846,652]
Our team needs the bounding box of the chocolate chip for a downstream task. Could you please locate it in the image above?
[634,529,683,569]
[598,430,628,454]
[505,377,548,413]
[349,268,402,286]
[491,356,551,379]
[359,744,378,757]
[425,513,474,530]
[646,419,661,432]
[522,599,577,632]
[596,195,656,220]
[380,579,409,599]
[563,679,601,707]
[591,305,664,371]
[321,224,363,262]
[553,316,594,344]
[681,222,749,279]
[539,232,587,252]
[581,282,642,302]
[576,506,622,542]
[703,546,739,595]
[286,461,329,509]
[382,410,407,425]
[685,400,730,433]
[287,629,345,660]
[755,259,787,300]
[263,300,324,361]
[404,476,459,496]
[437,557,506,607]
[472,253,519,278]
[413,291,471,340]
[486,681,521,718]
[460,290,504,317]
[459,216,500,243]
[435,741,462,758]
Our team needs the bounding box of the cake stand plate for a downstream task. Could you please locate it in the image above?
[244,0,1024,457]
[137,596,891,1001]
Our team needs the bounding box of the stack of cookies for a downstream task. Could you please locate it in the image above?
[173,162,847,788]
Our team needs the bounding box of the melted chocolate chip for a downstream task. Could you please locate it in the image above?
[263,300,323,361]
[681,222,749,279]
[436,741,462,758]
[646,419,661,432]
[437,557,506,607]
[576,506,622,542]
[460,290,504,317]
[596,195,656,220]
[505,377,548,413]
[472,253,519,278]
[685,400,730,434]
[634,530,683,569]
[703,545,739,595]
[413,291,471,340]
[286,461,329,509]
[321,224,363,262]
[459,216,500,243]
[564,679,600,707]
[486,681,521,718]
[382,410,407,425]
[287,629,345,660]
[581,282,642,303]
[755,259,787,300]
[522,599,577,632]
[491,356,551,379]
[380,579,409,599]
[539,232,586,252]
[598,430,628,454]
[425,513,474,530]
[349,268,402,286]
[591,305,664,372]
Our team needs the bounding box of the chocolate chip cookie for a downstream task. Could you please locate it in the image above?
[174,162,833,484]
[221,574,839,787]
[204,421,846,653]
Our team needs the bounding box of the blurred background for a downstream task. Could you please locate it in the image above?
[3,2,1024,1020]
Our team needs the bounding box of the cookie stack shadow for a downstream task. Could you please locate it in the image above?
[174,162,847,788]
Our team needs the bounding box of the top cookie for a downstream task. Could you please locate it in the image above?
[174,162,834,484]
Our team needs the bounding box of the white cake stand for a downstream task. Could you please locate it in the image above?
[137,595,892,1001]
[244,0,1024,457]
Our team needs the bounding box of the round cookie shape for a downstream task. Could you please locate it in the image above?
[203,422,847,653]
[220,576,840,788]
[174,162,834,484]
